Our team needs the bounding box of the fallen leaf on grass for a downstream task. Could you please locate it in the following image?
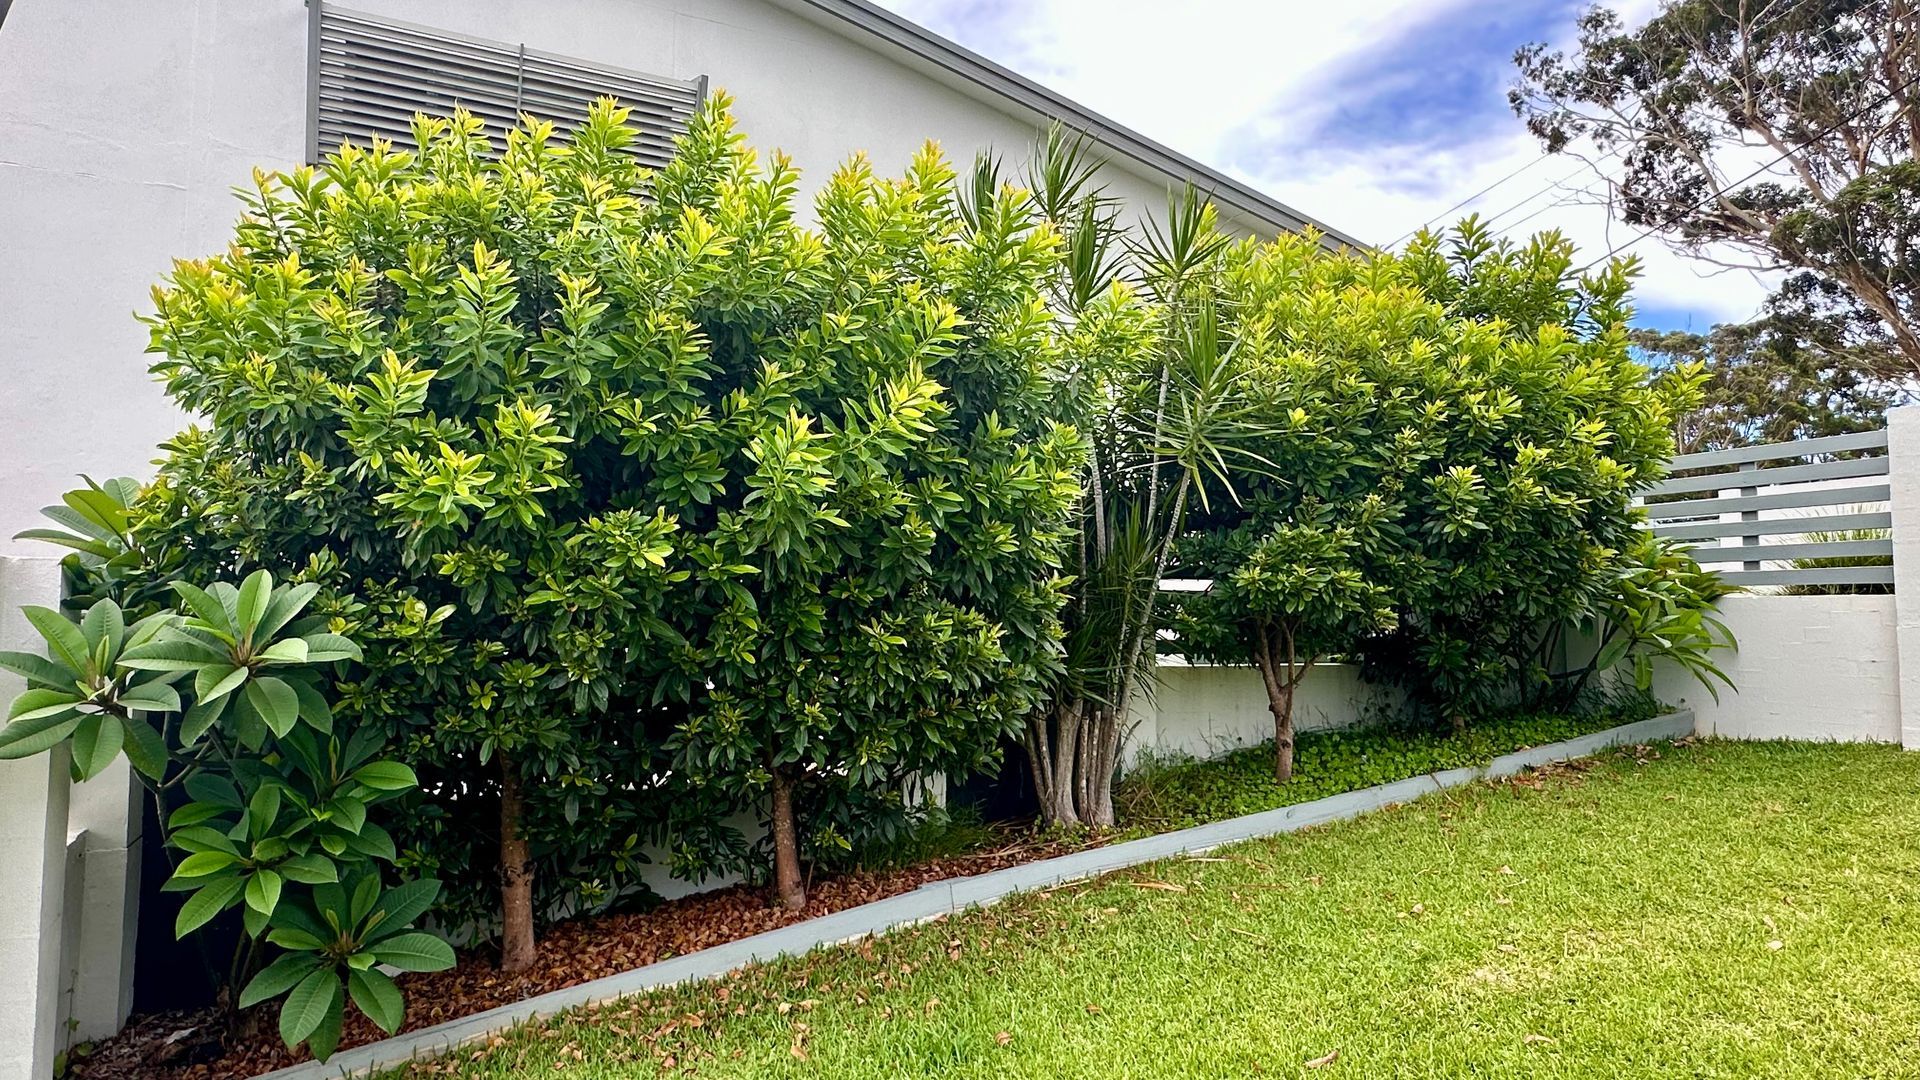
[1084,1004,1104,1015]
[1523,1034,1555,1046]
[1767,940,1785,951]
[1134,880,1187,893]
[1305,1049,1339,1067]
[995,1031,1012,1046]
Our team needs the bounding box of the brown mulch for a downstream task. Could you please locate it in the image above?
[71,828,1102,1080]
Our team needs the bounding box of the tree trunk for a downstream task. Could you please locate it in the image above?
[1028,700,1087,828]
[497,755,537,974]
[1270,681,1296,784]
[1254,624,1304,784]
[1080,704,1117,828]
[769,767,806,910]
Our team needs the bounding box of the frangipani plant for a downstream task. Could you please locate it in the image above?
[0,566,451,1061]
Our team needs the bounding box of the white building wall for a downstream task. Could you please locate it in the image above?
[0,0,1264,552]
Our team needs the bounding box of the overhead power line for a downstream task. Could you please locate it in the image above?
[1575,66,1920,274]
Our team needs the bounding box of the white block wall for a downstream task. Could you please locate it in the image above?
[1650,593,1902,743]
[1124,661,1399,765]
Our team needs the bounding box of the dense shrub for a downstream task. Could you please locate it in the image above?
[1175,219,1713,745]
[130,92,1088,958]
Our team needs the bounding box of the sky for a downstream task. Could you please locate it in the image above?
[877,0,1773,333]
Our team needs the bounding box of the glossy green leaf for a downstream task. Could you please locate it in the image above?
[246,868,284,916]
[278,966,341,1047]
[238,951,323,1009]
[175,876,245,937]
[347,966,404,1033]
[22,606,89,673]
[371,931,455,972]
[0,711,83,760]
[69,713,124,780]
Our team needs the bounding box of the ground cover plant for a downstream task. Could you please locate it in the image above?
[1113,694,1662,830]
[369,739,1920,1079]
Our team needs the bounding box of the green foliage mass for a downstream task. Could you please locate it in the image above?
[0,556,453,1061]
[129,95,1088,924]
[1173,218,1702,725]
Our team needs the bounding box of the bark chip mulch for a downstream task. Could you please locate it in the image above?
[71,829,1098,1080]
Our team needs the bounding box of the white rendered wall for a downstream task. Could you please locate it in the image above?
[1650,593,1902,743]
[0,0,1276,551]
[1124,661,1401,765]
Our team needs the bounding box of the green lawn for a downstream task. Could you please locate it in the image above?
[394,741,1920,1078]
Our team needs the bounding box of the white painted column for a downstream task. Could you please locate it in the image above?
[66,757,142,1042]
[0,554,71,1080]
[1886,406,1920,749]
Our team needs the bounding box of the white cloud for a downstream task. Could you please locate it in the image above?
[880,0,1769,327]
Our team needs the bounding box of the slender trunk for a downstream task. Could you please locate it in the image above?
[1085,705,1117,827]
[498,756,537,974]
[1253,624,1310,784]
[1272,681,1296,784]
[1050,702,1083,826]
[769,767,806,910]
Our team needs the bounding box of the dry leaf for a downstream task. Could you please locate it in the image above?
[1523,1034,1555,1045]
[1305,1049,1339,1068]
[1134,880,1187,893]
[1767,939,1785,951]
[1084,1003,1104,1015]
[994,1031,1012,1046]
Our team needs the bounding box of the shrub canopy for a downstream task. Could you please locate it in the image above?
[1175,220,1698,724]
[136,96,1086,928]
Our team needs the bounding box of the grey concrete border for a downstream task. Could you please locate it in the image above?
[257,708,1694,1080]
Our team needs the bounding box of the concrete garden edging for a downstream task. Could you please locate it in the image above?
[257,708,1695,1080]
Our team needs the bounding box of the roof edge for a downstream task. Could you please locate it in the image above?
[776,0,1371,251]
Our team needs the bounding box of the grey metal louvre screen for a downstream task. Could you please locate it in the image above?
[309,4,706,167]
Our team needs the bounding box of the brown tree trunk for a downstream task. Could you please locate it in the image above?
[1271,681,1296,784]
[769,767,806,910]
[497,755,537,974]
[1254,624,1305,784]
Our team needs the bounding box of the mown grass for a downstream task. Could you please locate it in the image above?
[1114,696,1661,830]
[391,740,1920,1078]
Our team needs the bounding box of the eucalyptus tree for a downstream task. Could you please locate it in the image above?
[1513,0,1920,376]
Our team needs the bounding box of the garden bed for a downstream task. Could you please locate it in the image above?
[378,738,1919,1079]
[69,705,1661,1080]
